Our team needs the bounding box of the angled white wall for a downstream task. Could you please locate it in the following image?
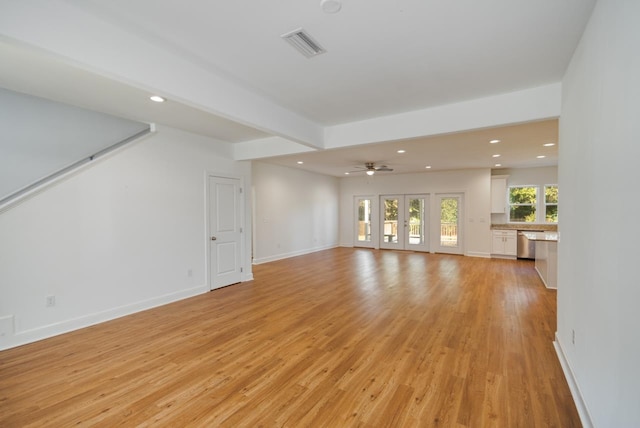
[0,125,252,350]
[558,1,640,426]
[0,87,148,204]
[252,162,339,264]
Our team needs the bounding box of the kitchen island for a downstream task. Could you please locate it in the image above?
[521,231,558,289]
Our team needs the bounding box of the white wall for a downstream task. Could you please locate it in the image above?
[491,166,558,224]
[252,162,339,264]
[0,125,252,350]
[339,169,492,257]
[0,87,148,202]
[558,1,640,427]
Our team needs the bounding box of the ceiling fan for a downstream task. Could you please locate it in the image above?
[350,162,394,175]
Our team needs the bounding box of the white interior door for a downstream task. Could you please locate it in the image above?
[435,194,463,255]
[380,194,429,251]
[209,176,242,289]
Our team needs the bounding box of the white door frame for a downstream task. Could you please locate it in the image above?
[206,173,245,290]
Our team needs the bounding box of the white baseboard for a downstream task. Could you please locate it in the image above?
[554,333,594,428]
[466,251,492,258]
[0,285,208,351]
[252,244,338,265]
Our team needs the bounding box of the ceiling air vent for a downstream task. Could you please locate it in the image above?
[281,28,326,58]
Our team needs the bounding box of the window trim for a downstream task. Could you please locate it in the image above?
[507,184,558,224]
[508,185,538,223]
[544,184,558,224]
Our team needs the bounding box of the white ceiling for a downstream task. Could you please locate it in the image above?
[71,0,594,125]
[266,119,559,177]
[0,0,596,175]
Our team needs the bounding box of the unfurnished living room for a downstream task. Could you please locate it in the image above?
[1,1,638,427]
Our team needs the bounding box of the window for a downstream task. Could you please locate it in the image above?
[507,184,559,223]
[509,186,537,222]
[544,185,558,223]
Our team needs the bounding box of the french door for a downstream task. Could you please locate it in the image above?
[379,194,429,251]
[435,194,463,255]
[354,196,376,248]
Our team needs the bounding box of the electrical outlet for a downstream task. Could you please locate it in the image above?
[46,295,56,307]
[572,329,576,345]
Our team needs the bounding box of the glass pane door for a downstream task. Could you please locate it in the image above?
[436,194,463,254]
[355,197,373,246]
[406,195,429,252]
[380,196,402,249]
[380,194,429,252]
[383,197,399,244]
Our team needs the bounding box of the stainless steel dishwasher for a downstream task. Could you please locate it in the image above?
[517,231,543,259]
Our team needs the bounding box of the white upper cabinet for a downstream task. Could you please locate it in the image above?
[490,175,508,214]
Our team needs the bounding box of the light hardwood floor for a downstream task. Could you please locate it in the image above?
[0,248,580,427]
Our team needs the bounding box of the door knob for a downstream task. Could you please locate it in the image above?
[211,236,217,241]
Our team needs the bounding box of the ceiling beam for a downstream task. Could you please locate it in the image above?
[0,0,325,150]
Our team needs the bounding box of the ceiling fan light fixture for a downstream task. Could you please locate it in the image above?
[366,170,375,176]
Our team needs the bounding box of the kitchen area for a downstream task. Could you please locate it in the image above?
[490,169,558,289]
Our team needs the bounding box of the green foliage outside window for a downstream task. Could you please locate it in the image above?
[440,198,458,223]
[384,199,398,220]
[545,185,558,223]
[509,186,537,222]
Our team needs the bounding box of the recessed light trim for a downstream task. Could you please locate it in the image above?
[397,149,406,154]
[492,154,501,158]
[297,161,304,164]
[149,95,165,103]
[543,143,556,147]
[425,165,432,169]
[321,0,342,14]
[344,172,350,175]
[537,155,546,159]
[490,139,501,144]
[495,163,502,167]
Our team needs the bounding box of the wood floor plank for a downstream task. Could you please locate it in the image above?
[0,248,581,427]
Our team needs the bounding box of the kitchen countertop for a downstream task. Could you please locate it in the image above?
[521,231,558,242]
[491,223,558,231]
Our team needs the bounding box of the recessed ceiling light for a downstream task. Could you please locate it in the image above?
[297,161,304,164]
[495,163,502,167]
[492,154,501,158]
[344,172,350,175]
[425,165,432,169]
[149,95,165,103]
[490,139,501,144]
[397,149,406,154]
[543,143,556,147]
[537,155,546,159]
[321,0,342,14]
